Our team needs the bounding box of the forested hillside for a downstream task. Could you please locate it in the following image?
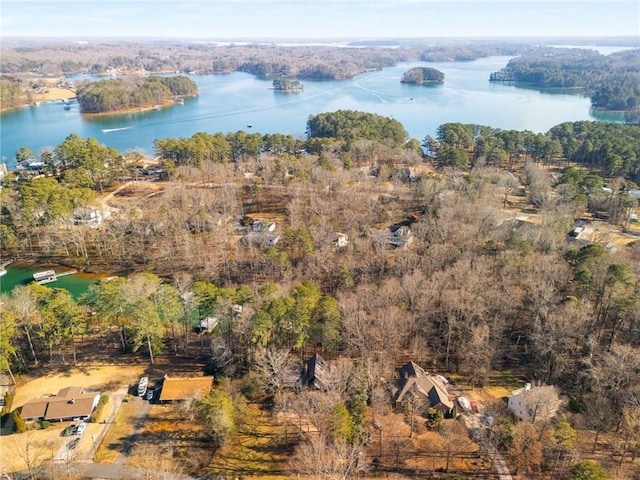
[490,48,640,111]
[0,76,31,109]
[75,75,197,113]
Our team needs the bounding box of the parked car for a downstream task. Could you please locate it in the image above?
[67,438,80,450]
[144,388,154,401]
[75,423,86,435]
[62,424,76,437]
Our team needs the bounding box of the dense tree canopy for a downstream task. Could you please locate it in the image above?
[549,121,640,179]
[401,67,444,84]
[306,110,408,148]
[76,75,197,113]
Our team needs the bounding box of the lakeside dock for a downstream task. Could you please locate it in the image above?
[33,269,78,285]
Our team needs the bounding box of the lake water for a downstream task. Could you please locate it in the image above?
[0,55,624,168]
[0,265,99,300]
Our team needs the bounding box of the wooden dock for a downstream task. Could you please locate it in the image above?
[33,269,78,284]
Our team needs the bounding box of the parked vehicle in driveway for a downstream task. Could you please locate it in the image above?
[75,423,86,435]
[138,376,149,396]
[144,388,154,401]
[67,438,80,450]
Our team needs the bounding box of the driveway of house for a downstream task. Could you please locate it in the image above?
[463,413,513,480]
[113,393,151,465]
[53,386,128,462]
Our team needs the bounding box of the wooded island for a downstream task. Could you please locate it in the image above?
[272,78,304,92]
[401,67,445,84]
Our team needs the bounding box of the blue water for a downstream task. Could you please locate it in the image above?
[0,56,617,168]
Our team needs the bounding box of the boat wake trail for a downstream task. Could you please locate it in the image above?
[102,127,133,133]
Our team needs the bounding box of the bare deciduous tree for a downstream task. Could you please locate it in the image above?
[253,346,299,394]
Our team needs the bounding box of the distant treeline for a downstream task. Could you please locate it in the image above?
[490,48,640,111]
[76,75,197,113]
[401,67,445,84]
[1,41,528,80]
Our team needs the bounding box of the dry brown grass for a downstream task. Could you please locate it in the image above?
[32,87,76,103]
[129,402,212,474]
[207,403,294,477]
[93,399,138,464]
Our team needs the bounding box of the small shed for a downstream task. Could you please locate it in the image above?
[198,317,218,335]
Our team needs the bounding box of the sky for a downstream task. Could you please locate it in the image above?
[1,0,639,40]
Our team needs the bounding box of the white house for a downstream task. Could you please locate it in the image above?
[508,384,560,422]
[333,232,349,249]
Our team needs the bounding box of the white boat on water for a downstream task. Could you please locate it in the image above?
[0,268,6,277]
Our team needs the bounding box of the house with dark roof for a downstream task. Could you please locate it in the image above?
[20,386,100,423]
[301,353,331,390]
[158,376,213,403]
[394,361,454,415]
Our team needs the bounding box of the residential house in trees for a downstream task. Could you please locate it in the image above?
[300,353,331,390]
[242,220,281,247]
[508,383,560,422]
[394,361,454,415]
[73,207,110,228]
[21,386,100,422]
[333,232,349,250]
[388,226,414,249]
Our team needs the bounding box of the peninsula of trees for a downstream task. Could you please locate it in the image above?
[75,75,197,114]
[490,47,640,111]
[401,67,445,84]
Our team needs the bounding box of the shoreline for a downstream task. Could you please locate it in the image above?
[81,100,175,118]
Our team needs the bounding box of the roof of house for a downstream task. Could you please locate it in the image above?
[395,362,453,411]
[20,398,50,420]
[159,376,213,402]
[303,353,330,389]
[508,384,560,422]
[21,386,99,421]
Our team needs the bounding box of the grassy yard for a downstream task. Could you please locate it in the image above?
[482,369,527,399]
[207,403,297,479]
[94,399,139,463]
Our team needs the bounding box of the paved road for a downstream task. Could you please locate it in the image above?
[10,462,200,480]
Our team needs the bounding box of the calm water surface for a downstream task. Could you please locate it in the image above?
[0,56,622,168]
[0,265,99,299]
